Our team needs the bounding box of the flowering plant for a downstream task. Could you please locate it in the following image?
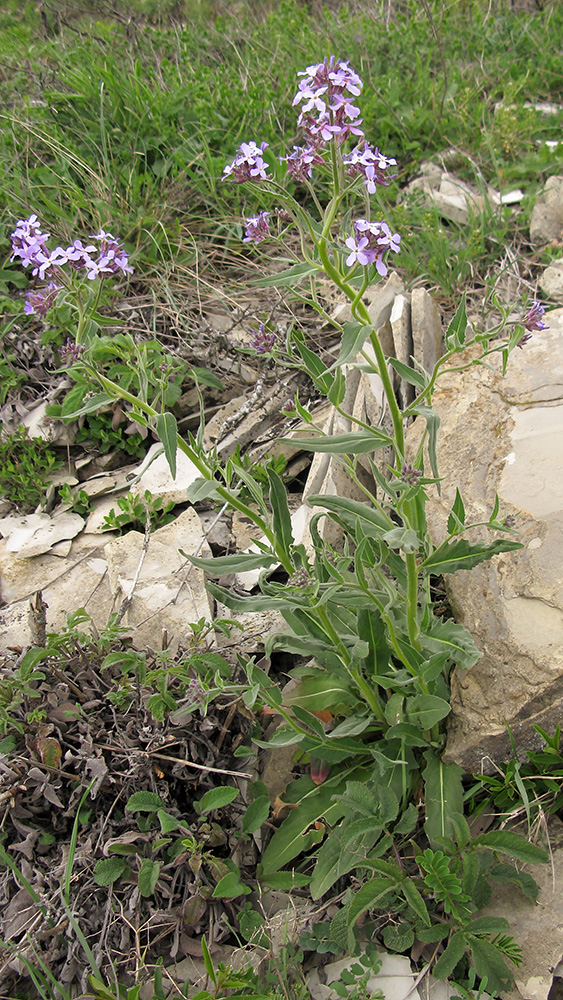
[9,56,548,978]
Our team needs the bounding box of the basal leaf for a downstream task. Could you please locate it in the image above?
[283,673,358,711]
[197,787,239,814]
[138,858,161,897]
[422,750,464,846]
[407,694,451,730]
[212,871,251,899]
[267,467,294,556]
[432,930,467,979]
[422,619,483,671]
[473,831,548,864]
[185,551,278,575]
[241,796,270,835]
[126,791,167,813]
[489,862,539,903]
[93,857,128,887]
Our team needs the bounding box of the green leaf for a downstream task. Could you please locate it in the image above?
[327,367,346,406]
[185,551,278,575]
[358,607,390,678]
[444,294,468,351]
[489,862,539,903]
[260,767,369,872]
[157,810,183,833]
[206,582,292,613]
[185,478,224,503]
[93,857,129,886]
[447,488,466,534]
[407,694,451,729]
[432,930,467,979]
[125,791,167,813]
[381,527,421,553]
[422,750,464,845]
[60,390,113,420]
[330,322,373,369]
[347,878,398,924]
[282,430,392,455]
[423,619,483,670]
[283,673,358,711]
[389,357,428,389]
[310,826,381,900]
[420,538,523,575]
[241,797,270,835]
[468,936,514,994]
[472,831,548,864]
[382,923,415,953]
[401,878,431,926]
[409,403,440,480]
[259,871,311,890]
[197,787,240,814]
[188,367,224,390]
[156,412,178,480]
[138,858,161,897]
[252,261,319,287]
[268,467,294,556]
[212,870,251,899]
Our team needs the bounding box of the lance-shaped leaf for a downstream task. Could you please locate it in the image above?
[283,673,358,711]
[420,537,523,575]
[444,294,468,351]
[409,403,440,481]
[156,411,178,480]
[329,321,373,369]
[207,581,296,613]
[59,390,113,420]
[260,766,369,872]
[389,357,428,389]
[267,467,294,557]
[281,429,393,455]
[252,261,319,287]
[184,551,278,576]
[422,619,482,671]
[423,749,464,846]
[472,830,548,864]
[407,694,451,729]
[447,488,466,534]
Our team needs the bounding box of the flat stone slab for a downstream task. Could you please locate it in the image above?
[407,308,563,771]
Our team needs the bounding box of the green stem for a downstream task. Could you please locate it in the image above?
[86,369,294,573]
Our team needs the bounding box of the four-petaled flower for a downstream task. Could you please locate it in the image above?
[223,141,270,183]
[346,219,401,275]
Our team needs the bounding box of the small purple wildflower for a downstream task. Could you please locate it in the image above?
[58,338,85,365]
[282,144,325,183]
[185,678,205,705]
[293,57,365,146]
[345,219,401,275]
[10,215,133,282]
[250,322,275,354]
[242,211,270,244]
[223,141,270,183]
[288,567,312,588]
[517,331,533,349]
[503,513,517,529]
[524,301,548,333]
[343,142,397,194]
[400,463,423,486]
[24,281,62,317]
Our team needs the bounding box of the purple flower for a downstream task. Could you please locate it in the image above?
[250,322,275,354]
[223,141,270,183]
[282,144,325,183]
[242,211,270,244]
[58,338,85,365]
[24,281,62,316]
[524,301,548,333]
[345,236,374,267]
[346,219,401,275]
[293,57,365,147]
[400,463,422,486]
[288,566,312,588]
[343,142,397,194]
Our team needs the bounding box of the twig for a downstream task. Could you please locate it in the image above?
[93,743,252,779]
[114,505,152,624]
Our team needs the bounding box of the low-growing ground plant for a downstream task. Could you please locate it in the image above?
[0,426,63,511]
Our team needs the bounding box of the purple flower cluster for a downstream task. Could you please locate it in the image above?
[282,143,326,183]
[400,463,423,486]
[58,338,85,365]
[345,219,401,276]
[517,301,547,349]
[250,322,275,354]
[24,281,62,317]
[222,141,270,183]
[342,142,397,194]
[243,211,270,244]
[10,215,133,317]
[293,56,364,146]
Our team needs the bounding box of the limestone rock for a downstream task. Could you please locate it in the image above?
[0,511,84,558]
[129,441,200,504]
[530,175,563,244]
[104,507,212,651]
[406,309,563,771]
[538,259,563,303]
[411,286,443,374]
